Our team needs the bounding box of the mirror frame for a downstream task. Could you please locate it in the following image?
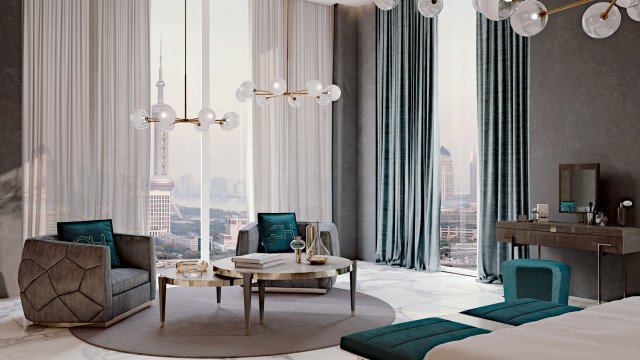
[558,163,600,214]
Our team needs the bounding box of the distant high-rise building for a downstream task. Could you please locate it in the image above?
[176,174,198,198]
[210,177,228,199]
[149,40,175,237]
[441,146,455,201]
[469,150,477,202]
[222,217,248,249]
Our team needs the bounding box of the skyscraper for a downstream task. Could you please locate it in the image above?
[469,150,477,202]
[441,146,455,201]
[149,40,175,237]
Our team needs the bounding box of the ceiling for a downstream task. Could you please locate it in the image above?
[308,0,374,7]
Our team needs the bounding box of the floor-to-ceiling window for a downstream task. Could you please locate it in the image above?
[438,2,478,273]
[208,0,250,260]
[150,0,250,268]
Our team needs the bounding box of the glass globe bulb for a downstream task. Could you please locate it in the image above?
[306,79,324,97]
[236,88,250,103]
[316,94,332,106]
[473,0,519,21]
[582,2,621,39]
[159,121,175,132]
[221,112,240,131]
[158,105,176,131]
[629,3,640,21]
[269,78,287,96]
[288,95,304,108]
[616,0,639,8]
[255,96,269,107]
[325,85,342,101]
[236,81,255,103]
[418,0,444,18]
[510,0,548,37]
[197,108,216,127]
[374,0,400,10]
[129,108,149,130]
[194,122,210,132]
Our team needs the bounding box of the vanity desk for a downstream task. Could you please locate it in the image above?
[496,221,640,303]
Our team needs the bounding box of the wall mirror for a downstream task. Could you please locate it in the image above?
[559,163,599,213]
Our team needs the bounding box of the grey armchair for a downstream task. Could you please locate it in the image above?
[237,221,340,292]
[18,234,155,327]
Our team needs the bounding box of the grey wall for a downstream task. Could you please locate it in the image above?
[530,8,640,300]
[0,0,23,298]
[332,3,376,261]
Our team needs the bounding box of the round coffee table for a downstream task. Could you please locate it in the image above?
[212,255,357,335]
[157,268,246,327]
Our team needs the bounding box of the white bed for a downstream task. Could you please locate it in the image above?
[426,297,640,360]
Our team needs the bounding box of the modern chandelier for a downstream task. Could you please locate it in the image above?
[235,0,342,108]
[130,0,239,133]
[375,0,640,39]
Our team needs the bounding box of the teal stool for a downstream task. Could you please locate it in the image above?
[502,259,571,305]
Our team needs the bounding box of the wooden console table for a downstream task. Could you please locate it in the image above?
[496,221,640,304]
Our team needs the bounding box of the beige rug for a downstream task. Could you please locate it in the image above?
[70,286,395,358]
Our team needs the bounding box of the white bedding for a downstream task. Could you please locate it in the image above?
[426,297,640,360]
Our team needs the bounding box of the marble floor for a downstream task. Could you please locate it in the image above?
[0,262,596,360]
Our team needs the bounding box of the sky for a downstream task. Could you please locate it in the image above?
[150,0,250,184]
[438,0,478,195]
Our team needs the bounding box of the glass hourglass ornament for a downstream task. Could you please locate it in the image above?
[306,222,330,265]
[582,2,621,39]
[290,236,306,263]
[510,0,548,37]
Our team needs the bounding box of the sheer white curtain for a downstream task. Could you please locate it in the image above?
[249,0,334,222]
[23,0,150,236]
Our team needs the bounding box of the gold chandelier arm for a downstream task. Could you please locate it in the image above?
[184,0,188,121]
[541,0,595,16]
[601,0,617,19]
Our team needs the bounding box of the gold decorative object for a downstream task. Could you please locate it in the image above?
[290,236,306,263]
[176,260,208,273]
[309,255,328,265]
[305,222,315,261]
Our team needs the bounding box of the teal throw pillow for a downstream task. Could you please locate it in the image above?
[257,213,298,253]
[57,219,121,268]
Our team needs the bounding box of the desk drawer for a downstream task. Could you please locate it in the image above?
[565,234,622,253]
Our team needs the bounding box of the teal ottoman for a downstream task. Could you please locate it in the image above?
[502,259,571,305]
[340,318,490,360]
[462,298,582,326]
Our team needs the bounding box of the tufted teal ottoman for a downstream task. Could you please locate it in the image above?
[340,318,490,360]
[502,259,571,305]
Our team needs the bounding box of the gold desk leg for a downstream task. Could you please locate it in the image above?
[597,244,613,305]
[159,275,167,327]
[623,253,628,299]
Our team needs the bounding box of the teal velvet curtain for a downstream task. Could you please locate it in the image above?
[476,15,530,282]
[375,2,440,271]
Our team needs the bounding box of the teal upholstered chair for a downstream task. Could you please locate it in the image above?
[502,259,571,305]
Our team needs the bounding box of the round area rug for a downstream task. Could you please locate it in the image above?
[70,286,395,358]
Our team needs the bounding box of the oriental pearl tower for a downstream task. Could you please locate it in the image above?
[149,40,175,237]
